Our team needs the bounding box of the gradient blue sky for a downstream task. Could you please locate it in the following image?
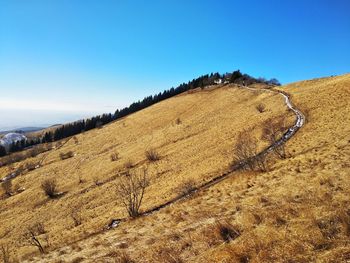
[0,0,349,130]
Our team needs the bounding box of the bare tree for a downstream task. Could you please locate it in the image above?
[232,130,267,172]
[116,167,149,218]
[24,225,47,254]
[232,130,258,170]
[262,118,287,159]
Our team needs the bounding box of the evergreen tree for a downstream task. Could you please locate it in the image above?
[0,145,6,157]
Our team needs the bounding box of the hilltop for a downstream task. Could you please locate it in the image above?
[0,74,349,262]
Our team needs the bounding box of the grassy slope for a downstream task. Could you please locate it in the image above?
[0,74,349,262]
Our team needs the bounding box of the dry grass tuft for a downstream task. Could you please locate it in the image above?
[41,178,58,198]
[145,149,160,162]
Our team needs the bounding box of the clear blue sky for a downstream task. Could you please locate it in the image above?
[0,0,349,130]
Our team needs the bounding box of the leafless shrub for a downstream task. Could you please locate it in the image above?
[232,130,258,170]
[110,152,119,161]
[115,252,135,263]
[26,162,38,171]
[1,180,12,197]
[93,176,102,186]
[60,151,74,160]
[177,179,196,196]
[116,167,149,218]
[145,149,160,162]
[1,244,11,263]
[29,222,46,235]
[232,130,267,172]
[24,225,47,254]
[73,136,79,145]
[124,160,133,169]
[256,103,266,113]
[41,178,58,198]
[217,222,241,243]
[255,153,268,172]
[71,210,82,227]
[262,118,287,159]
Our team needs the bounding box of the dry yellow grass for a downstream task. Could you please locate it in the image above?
[0,74,349,262]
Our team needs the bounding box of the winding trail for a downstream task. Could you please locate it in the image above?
[113,84,306,223]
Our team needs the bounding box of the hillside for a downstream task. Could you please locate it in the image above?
[0,74,349,262]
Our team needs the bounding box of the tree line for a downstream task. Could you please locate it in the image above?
[0,70,280,157]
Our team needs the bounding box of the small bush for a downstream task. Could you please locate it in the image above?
[217,222,241,242]
[71,211,82,227]
[256,103,266,113]
[232,130,267,172]
[124,160,133,169]
[110,152,119,161]
[145,149,160,162]
[29,222,46,235]
[175,118,181,125]
[116,253,135,263]
[41,179,58,198]
[26,162,38,171]
[0,244,11,263]
[60,151,74,160]
[93,176,102,186]
[116,168,149,218]
[177,179,196,196]
[1,180,12,197]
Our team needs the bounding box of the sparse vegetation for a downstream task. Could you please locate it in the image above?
[60,151,74,160]
[110,152,119,161]
[217,222,241,242]
[41,178,58,198]
[0,244,11,263]
[71,210,82,227]
[24,225,46,254]
[232,130,268,172]
[116,167,149,217]
[177,179,196,196]
[1,179,12,197]
[256,103,266,113]
[124,160,133,169]
[26,161,38,171]
[145,149,160,162]
[262,117,288,159]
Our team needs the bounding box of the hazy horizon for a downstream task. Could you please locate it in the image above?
[1,0,349,131]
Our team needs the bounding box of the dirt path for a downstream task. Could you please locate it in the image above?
[120,84,306,218]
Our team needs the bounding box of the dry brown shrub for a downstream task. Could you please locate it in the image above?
[262,117,288,159]
[256,103,266,113]
[59,151,74,160]
[177,179,196,196]
[110,152,119,161]
[41,178,58,198]
[116,167,149,217]
[0,244,11,263]
[145,149,160,162]
[1,180,12,197]
[232,130,267,171]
